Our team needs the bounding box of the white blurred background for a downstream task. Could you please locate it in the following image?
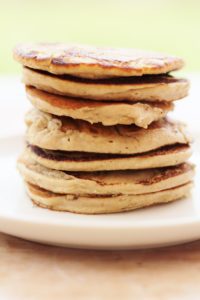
[0,0,200,74]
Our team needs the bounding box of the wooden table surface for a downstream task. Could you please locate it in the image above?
[0,76,200,299]
[0,233,200,300]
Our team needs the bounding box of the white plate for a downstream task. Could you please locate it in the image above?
[0,134,200,250]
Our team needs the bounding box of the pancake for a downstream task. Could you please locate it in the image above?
[27,144,192,172]
[26,86,174,127]
[17,152,194,195]
[23,67,189,102]
[25,109,191,154]
[14,43,184,79]
[25,181,192,214]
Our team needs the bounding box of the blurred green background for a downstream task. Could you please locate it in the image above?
[1,0,200,74]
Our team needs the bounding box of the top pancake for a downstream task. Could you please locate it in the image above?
[14,43,184,79]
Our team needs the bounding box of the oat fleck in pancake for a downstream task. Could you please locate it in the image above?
[25,109,191,154]
[23,67,189,101]
[14,43,184,78]
[26,86,174,127]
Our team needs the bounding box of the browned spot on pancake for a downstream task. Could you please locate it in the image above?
[28,144,190,162]
[26,67,183,85]
[138,163,193,186]
[61,163,194,186]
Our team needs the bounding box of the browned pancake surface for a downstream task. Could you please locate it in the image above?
[27,68,182,85]
[14,43,184,78]
[28,144,190,162]
[26,85,173,109]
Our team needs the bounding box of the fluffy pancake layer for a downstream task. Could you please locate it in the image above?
[26,182,192,214]
[27,144,192,171]
[14,43,184,78]
[23,68,189,101]
[25,109,191,154]
[18,152,194,195]
[26,86,173,127]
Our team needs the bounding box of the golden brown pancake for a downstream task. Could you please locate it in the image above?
[26,181,192,214]
[23,67,189,101]
[25,109,191,154]
[15,43,194,215]
[14,43,184,79]
[18,152,194,195]
[27,144,192,172]
[26,86,174,127]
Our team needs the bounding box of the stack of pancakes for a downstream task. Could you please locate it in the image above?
[14,43,194,214]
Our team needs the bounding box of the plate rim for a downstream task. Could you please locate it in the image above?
[0,205,200,230]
